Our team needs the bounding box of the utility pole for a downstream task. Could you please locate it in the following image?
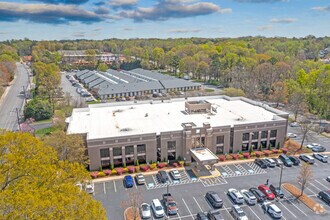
[279,164,283,190]
[15,108,21,131]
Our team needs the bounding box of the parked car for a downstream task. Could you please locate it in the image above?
[157,170,169,183]
[279,154,293,167]
[231,205,248,220]
[264,158,276,168]
[313,153,328,163]
[262,202,282,219]
[227,188,244,204]
[312,146,326,152]
[299,154,315,164]
[84,182,94,194]
[169,169,181,180]
[135,173,145,185]
[140,203,151,219]
[249,187,266,202]
[151,199,165,218]
[326,176,330,182]
[205,191,223,208]
[287,133,297,138]
[123,175,134,188]
[307,143,321,149]
[269,184,284,198]
[240,189,257,205]
[207,210,224,220]
[318,190,330,205]
[258,185,275,200]
[196,212,208,220]
[272,158,283,166]
[290,122,300,127]
[288,156,300,166]
[254,158,267,168]
[163,193,178,215]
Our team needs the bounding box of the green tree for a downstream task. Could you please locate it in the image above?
[97,62,108,72]
[0,131,106,219]
[24,99,53,121]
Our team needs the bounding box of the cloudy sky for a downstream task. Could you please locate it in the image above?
[0,0,329,40]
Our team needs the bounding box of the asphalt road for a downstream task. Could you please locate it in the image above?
[0,62,29,131]
[93,160,330,220]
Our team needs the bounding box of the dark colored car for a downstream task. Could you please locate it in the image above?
[157,171,170,183]
[196,212,208,220]
[205,191,223,208]
[288,156,300,166]
[269,184,284,198]
[123,175,134,188]
[318,190,330,205]
[279,154,293,167]
[207,210,224,220]
[249,187,266,202]
[312,146,326,152]
[254,158,267,168]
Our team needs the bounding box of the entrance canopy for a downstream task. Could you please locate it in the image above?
[190,148,219,166]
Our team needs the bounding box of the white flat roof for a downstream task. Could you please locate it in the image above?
[67,96,287,140]
[190,148,218,161]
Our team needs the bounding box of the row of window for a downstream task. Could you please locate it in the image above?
[100,144,147,158]
[242,130,277,141]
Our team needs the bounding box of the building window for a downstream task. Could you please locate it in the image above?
[216,136,224,145]
[168,152,176,161]
[137,144,146,154]
[101,159,110,167]
[242,133,250,141]
[261,131,268,139]
[167,141,176,151]
[113,147,122,157]
[270,130,277,138]
[251,142,258,150]
[242,143,249,152]
[100,149,109,158]
[216,146,224,154]
[113,158,122,167]
[252,132,259,140]
[270,140,276,148]
[125,145,134,155]
[137,155,146,163]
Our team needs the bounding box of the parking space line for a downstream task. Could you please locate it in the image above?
[193,197,204,212]
[278,200,297,218]
[103,182,106,194]
[181,198,194,220]
[113,181,117,192]
[282,195,308,216]
[134,182,137,189]
[247,206,261,220]
[222,205,232,219]
[176,211,182,220]
[309,182,322,191]
[314,179,328,189]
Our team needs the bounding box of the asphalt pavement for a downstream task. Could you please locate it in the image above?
[60,71,85,105]
[0,62,29,131]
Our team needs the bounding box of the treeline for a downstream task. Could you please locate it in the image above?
[2,36,329,119]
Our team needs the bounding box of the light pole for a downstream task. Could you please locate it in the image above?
[279,164,283,190]
[166,184,169,219]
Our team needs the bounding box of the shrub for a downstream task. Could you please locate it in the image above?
[255,151,263,158]
[263,150,272,157]
[250,151,256,157]
[97,171,106,178]
[90,172,98,179]
[278,149,283,153]
[135,166,140,172]
[157,163,166,168]
[111,169,117,175]
[238,154,244,159]
[123,167,129,173]
[218,155,226,162]
[172,162,179,168]
[242,152,250,159]
[281,148,288,154]
[24,99,53,121]
[149,163,157,170]
[140,165,149,172]
[225,154,232,160]
[103,170,112,176]
[272,149,279,154]
[178,161,184,167]
[127,166,135,173]
[231,154,239,160]
[115,167,124,175]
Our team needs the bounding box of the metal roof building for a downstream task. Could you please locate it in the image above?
[74,68,201,99]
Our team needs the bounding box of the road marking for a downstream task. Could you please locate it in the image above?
[314,179,328,189]
[103,182,106,194]
[309,182,322,191]
[222,205,232,219]
[176,211,182,220]
[247,206,262,220]
[181,198,194,220]
[134,181,137,189]
[278,200,297,218]
[193,196,203,212]
[113,181,117,192]
[284,196,307,216]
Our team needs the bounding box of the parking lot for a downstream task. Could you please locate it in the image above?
[93,159,330,220]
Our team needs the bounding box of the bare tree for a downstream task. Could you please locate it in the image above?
[298,118,314,150]
[297,163,313,197]
[121,191,142,220]
[288,90,307,122]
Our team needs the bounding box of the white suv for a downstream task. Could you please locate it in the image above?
[307,143,320,149]
[151,199,165,218]
[313,153,328,163]
[231,205,248,220]
[262,203,282,219]
[227,188,244,204]
[240,189,257,205]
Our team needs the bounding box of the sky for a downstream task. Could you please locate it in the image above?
[0,0,329,41]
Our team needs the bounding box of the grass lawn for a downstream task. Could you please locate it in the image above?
[35,126,57,137]
[86,100,102,104]
[205,88,214,93]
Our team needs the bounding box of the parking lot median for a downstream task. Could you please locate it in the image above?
[282,183,326,214]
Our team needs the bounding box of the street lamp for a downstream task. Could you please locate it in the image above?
[279,164,284,190]
[166,184,169,219]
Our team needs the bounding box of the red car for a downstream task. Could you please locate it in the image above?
[258,185,275,200]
